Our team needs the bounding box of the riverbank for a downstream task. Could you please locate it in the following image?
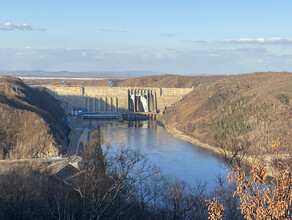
[166,127,221,155]
[164,126,261,171]
[156,116,220,155]
[164,125,288,177]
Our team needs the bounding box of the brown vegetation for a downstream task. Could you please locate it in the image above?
[24,78,123,87]
[121,74,225,88]
[0,141,223,219]
[0,76,70,159]
[159,72,292,165]
[208,141,292,220]
[207,198,224,220]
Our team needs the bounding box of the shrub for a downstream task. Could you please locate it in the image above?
[276,93,290,105]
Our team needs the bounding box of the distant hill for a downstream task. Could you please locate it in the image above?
[23,78,124,87]
[0,76,70,159]
[156,72,292,162]
[0,70,166,78]
[120,74,226,87]
[120,71,292,163]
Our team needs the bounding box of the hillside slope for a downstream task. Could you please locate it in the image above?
[0,76,70,159]
[24,78,123,87]
[120,74,225,88]
[160,72,292,160]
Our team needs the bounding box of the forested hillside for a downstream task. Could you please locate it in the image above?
[120,74,225,88]
[0,76,70,159]
[159,72,292,164]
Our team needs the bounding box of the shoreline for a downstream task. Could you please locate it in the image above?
[165,127,222,155]
[164,126,261,171]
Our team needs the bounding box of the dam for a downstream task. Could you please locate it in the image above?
[43,85,193,118]
[43,85,229,189]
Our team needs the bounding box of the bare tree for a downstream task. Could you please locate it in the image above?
[160,177,208,220]
[210,173,242,219]
[69,141,157,219]
[215,136,252,168]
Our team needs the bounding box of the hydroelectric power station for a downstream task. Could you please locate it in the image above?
[43,86,193,120]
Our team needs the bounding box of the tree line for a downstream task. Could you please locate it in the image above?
[1,140,291,219]
[0,140,242,220]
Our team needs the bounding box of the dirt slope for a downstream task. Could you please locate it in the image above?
[0,76,70,159]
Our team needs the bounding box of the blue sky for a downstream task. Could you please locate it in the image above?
[1,0,292,75]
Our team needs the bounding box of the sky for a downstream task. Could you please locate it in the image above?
[1,0,292,75]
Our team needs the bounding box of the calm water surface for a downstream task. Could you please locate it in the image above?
[96,120,229,189]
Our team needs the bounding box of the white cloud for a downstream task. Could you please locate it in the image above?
[208,53,219,57]
[15,52,25,56]
[0,22,46,31]
[223,37,292,44]
[1,47,292,74]
[190,39,206,43]
[99,28,125,33]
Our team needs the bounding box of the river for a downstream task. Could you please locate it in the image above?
[85,120,229,190]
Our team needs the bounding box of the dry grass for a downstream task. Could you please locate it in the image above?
[160,72,292,160]
[0,76,70,159]
[24,78,123,87]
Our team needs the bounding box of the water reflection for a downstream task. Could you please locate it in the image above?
[95,120,229,189]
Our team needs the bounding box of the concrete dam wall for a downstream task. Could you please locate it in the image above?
[43,85,193,115]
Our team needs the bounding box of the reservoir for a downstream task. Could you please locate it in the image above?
[91,120,229,190]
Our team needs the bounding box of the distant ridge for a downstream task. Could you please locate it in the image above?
[0,70,167,78]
